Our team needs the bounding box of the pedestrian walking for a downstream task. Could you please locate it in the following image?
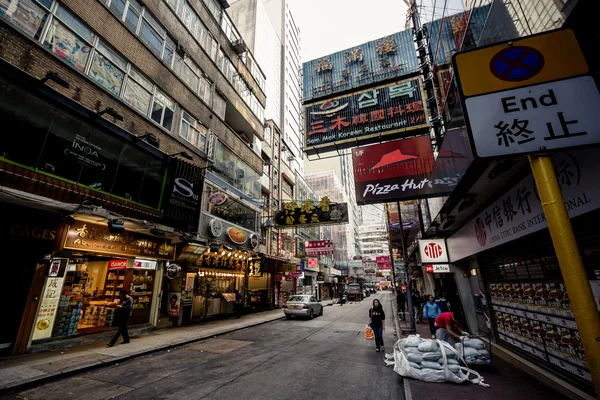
[434,289,450,313]
[412,290,422,323]
[423,295,441,338]
[434,310,464,346]
[368,299,386,352]
[396,290,406,320]
[234,289,243,318]
[108,290,133,347]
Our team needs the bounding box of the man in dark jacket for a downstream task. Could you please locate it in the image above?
[396,290,406,320]
[108,290,133,347]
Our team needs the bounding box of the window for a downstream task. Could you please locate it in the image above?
[199,75,212,105]
[124,0,141,31]
[139,13,164,58]
[180,111,206,151]
[264,126,272,144]
[122,68,152,114]
[0,0,50,40]
[202,0,221,22]
[282,178,293,196]
[213,94,226,120]
[212,141,261,198]
[205,185,259,231]
[88,40,127,96]
[151,90,175,130]
[44,5,94,73]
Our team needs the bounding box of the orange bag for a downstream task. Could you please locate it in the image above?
[365,325,374,341]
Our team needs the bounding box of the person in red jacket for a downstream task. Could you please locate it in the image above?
[434,310,464,345]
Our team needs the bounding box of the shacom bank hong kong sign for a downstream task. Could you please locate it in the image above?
[352,128,473,204]
[447,148,600,262]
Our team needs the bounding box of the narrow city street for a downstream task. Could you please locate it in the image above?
[3,293,401,400]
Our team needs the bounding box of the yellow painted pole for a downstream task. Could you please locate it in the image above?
[529,154,600,397]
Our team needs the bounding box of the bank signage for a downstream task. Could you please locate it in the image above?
[447,148,600,261]
[418,239,449,263]
[64,220,175,260]
[425,264,451,273]
[304,77,429,155]
[163,159,204,232]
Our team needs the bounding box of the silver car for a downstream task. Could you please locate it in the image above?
[284,295,323,319]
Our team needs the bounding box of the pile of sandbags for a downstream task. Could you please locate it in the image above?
[385,335,489,386]
[455,337,490,364]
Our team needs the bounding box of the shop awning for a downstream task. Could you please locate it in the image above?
[262,254,290,263]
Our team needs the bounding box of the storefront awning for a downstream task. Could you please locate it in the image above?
[262,254,290,263]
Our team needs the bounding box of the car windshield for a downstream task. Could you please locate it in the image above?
[288,296,310,302]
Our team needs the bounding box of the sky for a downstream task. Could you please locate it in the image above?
[288,0,468,62]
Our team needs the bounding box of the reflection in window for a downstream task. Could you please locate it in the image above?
[123,77,151,114]
[212,141,260,199]
[88,51,125,96]
[205,185,258,232]
[0,0,49,39]
[44,19,92,73]
[212,94,226,120]
[180,111,206,151]
[151,90,175,131]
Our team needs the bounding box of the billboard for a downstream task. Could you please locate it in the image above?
[302,30,419,102]
[273,197,349,227]
[305,240,334,256]
[376,256,391,270]
[305,77,428,155]
[353,128,474,204]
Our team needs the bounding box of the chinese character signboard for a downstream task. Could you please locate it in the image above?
[447,148,600,261]
[64,220,175,260]
[273,197,349,227]
[453,29,600,158]
[302,30,418,102]
[305,240,334,256]
[376,256,391,270]
[304,77,429,155]
[32,258,68,340]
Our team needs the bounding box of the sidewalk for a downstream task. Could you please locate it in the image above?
[0,308,288,393]
[391,305,588,400]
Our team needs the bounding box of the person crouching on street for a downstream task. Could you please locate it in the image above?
[434,310,464,346]
[423,295,441,339]
[369,299,386,352]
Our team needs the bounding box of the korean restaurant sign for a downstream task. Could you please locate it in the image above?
[453,29,600,158]
[304,77,429,155]
[447,148,600,261]
[273,197,349,227]
[64,220,175,260]
[302,30,418,102]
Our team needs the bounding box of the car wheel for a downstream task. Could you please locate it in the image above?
[286,315,292,320]
[309,309,314,319]
[319,307,323,316]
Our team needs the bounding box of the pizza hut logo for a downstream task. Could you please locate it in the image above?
[475,218,487,247]
[423,242,444,259]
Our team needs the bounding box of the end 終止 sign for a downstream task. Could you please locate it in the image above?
[452,29,600,159]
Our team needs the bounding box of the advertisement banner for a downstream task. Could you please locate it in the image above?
[304,77,428,155]
[304,258,319,272]
[303,30,418,102]
[273,197,348,227]
[353,128,473,204]
[163,159,204,233]
[305,240,334,256]
[447,148,600,262]
[32,258,68,340]
[376,256,392,270]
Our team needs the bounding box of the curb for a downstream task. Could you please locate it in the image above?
[0,314,285,395]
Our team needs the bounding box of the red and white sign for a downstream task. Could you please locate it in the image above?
[304,257,319,272]
[305,240,333,256]
[133,259,157,270]
[108,259,128,270]
[425,264,451,273]
[418,239,449,263]
[376,256,391,270]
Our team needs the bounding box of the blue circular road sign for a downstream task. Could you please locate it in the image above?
[490,46,545,82]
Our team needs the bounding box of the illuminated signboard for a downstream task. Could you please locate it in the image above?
[304,77,429,155]
[273,197,349,227]
[302,30,418,102]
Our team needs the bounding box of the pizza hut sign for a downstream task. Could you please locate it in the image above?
[418,239,448,263]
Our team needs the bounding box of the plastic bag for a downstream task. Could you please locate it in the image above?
[385,335,489,386]
[365,325,374,341]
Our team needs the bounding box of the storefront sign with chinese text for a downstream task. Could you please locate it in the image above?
[248,259,262,277]
[305,240,333,256]
[453,29,599,158]
[32,258,68,340]
[273,197,349,227]
[64,221,174,260]
[376,256,392,270]
[447,149,600,261]
[304,77,428,154]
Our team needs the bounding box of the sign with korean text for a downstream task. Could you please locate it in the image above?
[304,77,429,155]
[425,264,451,273]
[418,239,449,263]
[305,240,334,256]
[447,148,600,261]
[273,197,349,227]
[64,220,175,260]
[452,29,600,158]
[32,258,68,340]
[302,30,418,102]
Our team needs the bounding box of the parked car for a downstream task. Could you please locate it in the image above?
[283,295,323,319]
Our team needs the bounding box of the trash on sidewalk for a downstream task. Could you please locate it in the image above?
[384,334,489,387]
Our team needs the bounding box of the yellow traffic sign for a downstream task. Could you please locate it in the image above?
[453,29,589,97]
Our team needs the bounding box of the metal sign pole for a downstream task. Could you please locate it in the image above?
[529,154,600,395]
[397,201,416,333]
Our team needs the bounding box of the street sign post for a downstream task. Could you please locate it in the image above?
[453,29,600,395]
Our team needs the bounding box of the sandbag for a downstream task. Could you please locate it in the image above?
[405,337,424,347]
[456,343,479,357]
[463,338,485,349]
[418,341,439,352]
[422,352,442,361]
[448,364,460,372]
[421,361,443,370]
[409,362,422,369]
[438,357,459,365]
[478,349,490,356]
[404,347,420,354]
[407,353,423,363]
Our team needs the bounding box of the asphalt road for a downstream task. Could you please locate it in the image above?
[8,292,403,400]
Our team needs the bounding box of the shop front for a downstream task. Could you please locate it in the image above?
[262,254,296,309]
[29,219,174,349]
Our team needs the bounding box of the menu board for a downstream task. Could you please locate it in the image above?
[489,281,590,382]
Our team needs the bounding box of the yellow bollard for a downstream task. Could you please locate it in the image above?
[529,154,600,397]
